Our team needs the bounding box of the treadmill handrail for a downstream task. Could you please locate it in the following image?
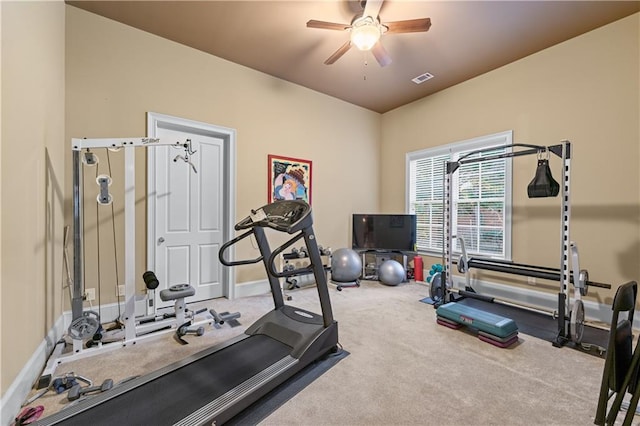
[267,231,311,278]
[218,229,263,267]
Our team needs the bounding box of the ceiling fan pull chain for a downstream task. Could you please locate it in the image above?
[363,55,369,80]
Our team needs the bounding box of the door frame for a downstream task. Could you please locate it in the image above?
[146,112,237,299]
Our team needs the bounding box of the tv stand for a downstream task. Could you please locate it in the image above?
[359,250,410,281]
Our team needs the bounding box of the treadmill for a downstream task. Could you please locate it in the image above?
[35,200,339,425]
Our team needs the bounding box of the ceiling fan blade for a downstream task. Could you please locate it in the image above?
[307,20,350,31]
[385,18,432,34]
[363,0,384,19]
[324,40,352,65]
[371,41,392,67]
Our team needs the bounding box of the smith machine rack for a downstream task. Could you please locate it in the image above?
[436,140,611,348]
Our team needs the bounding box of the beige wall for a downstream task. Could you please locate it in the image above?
[65,6,380,301]
[1,1,638,410]
[381,13,640,304]
[1,1,66,395]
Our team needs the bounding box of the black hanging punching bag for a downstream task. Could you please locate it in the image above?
[527,158,560,198]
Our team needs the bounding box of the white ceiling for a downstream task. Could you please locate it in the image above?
[67,1,640,113]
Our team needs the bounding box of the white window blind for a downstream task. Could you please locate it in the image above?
[406,131,513,259]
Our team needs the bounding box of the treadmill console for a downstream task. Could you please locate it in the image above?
[236,200,312,234]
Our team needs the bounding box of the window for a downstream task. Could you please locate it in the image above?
[406,131,512,259]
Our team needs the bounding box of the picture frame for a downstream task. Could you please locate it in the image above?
[268,154,312,205]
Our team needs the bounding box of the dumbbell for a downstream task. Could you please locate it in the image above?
[177,323,205,337]
[174,320,205,345]
[298,246,308,257]
[426,264,444,283]
[287,278,299,290]
[67,379,113,401]
[52,377,78,394]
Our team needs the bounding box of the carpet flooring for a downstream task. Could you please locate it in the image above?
[22,280,632,425]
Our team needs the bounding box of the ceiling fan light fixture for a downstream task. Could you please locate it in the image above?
[350,19,381,51]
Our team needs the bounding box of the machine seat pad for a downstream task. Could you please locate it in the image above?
[160,284,195,301]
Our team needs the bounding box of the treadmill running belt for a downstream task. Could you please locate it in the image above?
[58,334,292,425]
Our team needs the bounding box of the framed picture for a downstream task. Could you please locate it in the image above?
[268,155,312,205]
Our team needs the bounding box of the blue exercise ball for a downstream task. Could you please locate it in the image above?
[378,260,405,286]
[331,248,362,283]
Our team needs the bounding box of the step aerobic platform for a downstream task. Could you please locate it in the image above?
[436,302,518,347]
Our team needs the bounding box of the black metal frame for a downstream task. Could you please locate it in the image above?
[594,281,638,425]
[218,200,335,328]
[441,140,574,345]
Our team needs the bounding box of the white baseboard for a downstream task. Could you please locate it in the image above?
[234,279,271,298]
[234,276,319,298]
[1,315,65,426]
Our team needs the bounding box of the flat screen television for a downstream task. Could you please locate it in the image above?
[352,214,417,252]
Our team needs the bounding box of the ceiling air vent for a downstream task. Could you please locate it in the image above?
[411,72,434,84]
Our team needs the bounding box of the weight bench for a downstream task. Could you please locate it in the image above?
[159,284,216,345]
[436,302,519,348]
[159,284,196,325]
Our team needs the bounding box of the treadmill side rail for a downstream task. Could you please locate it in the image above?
[174,355,299,426]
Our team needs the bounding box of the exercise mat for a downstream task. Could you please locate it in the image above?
[457,297,607,358]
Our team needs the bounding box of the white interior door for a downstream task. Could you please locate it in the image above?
[153,128,223,306]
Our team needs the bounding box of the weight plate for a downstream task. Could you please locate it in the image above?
[68,316,100,340]
[570,299,585,344]
[84,310,101,321]
[169,283,191,291]
[430,272,443,303]
[579,270,589,297]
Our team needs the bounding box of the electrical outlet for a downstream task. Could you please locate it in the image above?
[118,285,126,297]
[527,277,536,286]
[85,288,96,301]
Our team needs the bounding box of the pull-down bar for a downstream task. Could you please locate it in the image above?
[447,143,549,174]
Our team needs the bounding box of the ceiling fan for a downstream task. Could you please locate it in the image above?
[306,0,431,67]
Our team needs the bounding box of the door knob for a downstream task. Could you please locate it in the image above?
[158,237,165,245]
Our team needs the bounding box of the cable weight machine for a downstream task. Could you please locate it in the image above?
[38,137,210,388]
[438,140,611,348]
